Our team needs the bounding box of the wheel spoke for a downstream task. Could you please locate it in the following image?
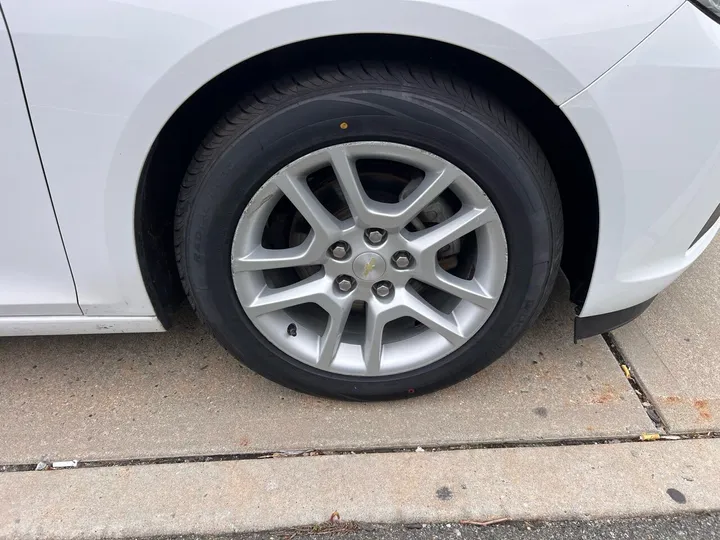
[233,236,321,273]
[317,299,353,368]
[244,273,332,317]
[272,172,342,242]
[420,268,496,310]
[402,288,465,346]
[395,165,461,227]
[362,301,386,375]
[326,147,375,224]
[406,205,496,255]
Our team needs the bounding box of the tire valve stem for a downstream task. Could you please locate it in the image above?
[287,323,297,337]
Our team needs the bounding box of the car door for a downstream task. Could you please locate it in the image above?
[0,11,79,316]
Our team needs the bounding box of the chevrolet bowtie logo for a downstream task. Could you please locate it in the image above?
[363,257,377,278]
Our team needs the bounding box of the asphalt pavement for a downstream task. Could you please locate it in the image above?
[148,513,720,540]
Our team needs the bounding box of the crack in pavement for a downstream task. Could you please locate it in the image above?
[602,332,669,431]
[2,431,719,474]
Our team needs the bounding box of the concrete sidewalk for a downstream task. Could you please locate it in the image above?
[2,440,719,539]
[0,238,718,538]
[612,238,720,433]
[0,281,653,465]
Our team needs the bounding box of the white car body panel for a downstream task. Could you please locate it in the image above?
[0,0,718,336]
[0,15,79,316]
[562,2,720,317]
[0,315,164,336]
[0,0,682,320]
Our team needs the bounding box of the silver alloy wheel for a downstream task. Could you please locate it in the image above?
[231,142,508,376]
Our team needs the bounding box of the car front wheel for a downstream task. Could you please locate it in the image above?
[174,61,563,400]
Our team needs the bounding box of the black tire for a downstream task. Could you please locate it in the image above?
[175,61,563,400]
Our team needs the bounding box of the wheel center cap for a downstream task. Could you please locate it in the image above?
[352,252,387,281]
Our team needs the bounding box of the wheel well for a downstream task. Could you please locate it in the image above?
[136,34,598,327]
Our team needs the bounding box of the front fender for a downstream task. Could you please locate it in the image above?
[2,0,682,315]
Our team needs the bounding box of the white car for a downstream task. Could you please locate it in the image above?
[1,0,719,399]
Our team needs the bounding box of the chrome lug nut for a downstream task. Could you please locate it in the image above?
[373,281,393,298]
[330,241,350,260]
[336,275,355,292]
[365,228,387,245]
[392,251,412,269]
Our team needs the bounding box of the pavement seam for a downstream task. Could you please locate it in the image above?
[603,332,669,431]
[4,431,720,474]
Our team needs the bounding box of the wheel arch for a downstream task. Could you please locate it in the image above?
[134,34,599,326]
